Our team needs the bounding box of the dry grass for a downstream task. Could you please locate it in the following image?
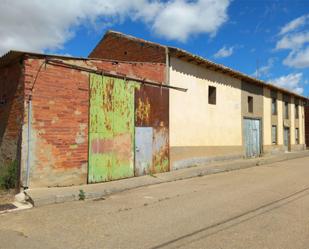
[0,189,15,205]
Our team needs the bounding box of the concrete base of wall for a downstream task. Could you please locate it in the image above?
[263,144,306,156]
[263,145,286,156]
[25,150,309,207]
[291,144,306,151]
[170,146,243,170]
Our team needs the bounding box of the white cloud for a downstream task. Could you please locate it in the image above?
[152,0,230,41]
[0,0,231,55]
[276,31,309,50]
[279,14,309,35]
[214,45,234,58]
[275,14,309,69]
[252,58,275,78]
[270,73,304,94]
[283,46,309,69]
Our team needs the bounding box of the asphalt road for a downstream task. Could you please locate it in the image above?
[1,156,309,249]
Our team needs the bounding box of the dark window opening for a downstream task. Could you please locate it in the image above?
[271,98,277,115]
[284,102,289,119]
[295,128,299,144]
[0,94,7,106]
[295,104,299,119]
[248,96,253,113]
[208,86,216,105]
[272,125,277,144]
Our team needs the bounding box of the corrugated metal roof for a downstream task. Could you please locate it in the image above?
[101,30,308,101]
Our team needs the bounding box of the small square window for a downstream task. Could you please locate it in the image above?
[248,96,253,113]
[208,86,216,105]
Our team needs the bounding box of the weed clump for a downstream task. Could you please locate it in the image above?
[0,160,18,190]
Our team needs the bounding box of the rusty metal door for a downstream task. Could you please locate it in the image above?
[135,127,153,176]
[152,127,169,173]
[134,85,170,174]
[88,74,135,183]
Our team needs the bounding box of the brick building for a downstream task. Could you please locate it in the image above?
[0,30,308,189]
[91,31,308,170]
[0,51,171,188]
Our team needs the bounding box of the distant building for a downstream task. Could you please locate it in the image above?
[0,31,307,189]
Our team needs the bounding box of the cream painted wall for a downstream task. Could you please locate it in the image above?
[277,92,284,145]
[263,87,271,145]
[290,97,295,145]
[299,105,305,144]
[169,57,242,147]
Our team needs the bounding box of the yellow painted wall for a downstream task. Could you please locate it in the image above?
[290,97,295,145]
[277,92,284,145]
[169,57,242,147]
[263,87,272,145]
[299,104,305,144]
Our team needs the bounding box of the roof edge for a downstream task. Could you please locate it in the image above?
[90,30,308,100]
[168,47,308,100]
[88,30,167,58]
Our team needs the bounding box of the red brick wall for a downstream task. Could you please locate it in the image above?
[21,57,165,188]
[0,62,24,168]
[22,58,90,187]
[89,32,166,64]
[92,60,166,83]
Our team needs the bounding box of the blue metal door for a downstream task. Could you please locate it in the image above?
[284,127,290,151]
[135,127,153,176]
[244,119,261,157]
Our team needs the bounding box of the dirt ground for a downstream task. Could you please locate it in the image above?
[0,189,15,205]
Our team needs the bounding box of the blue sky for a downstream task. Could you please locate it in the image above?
[1,0,309,97]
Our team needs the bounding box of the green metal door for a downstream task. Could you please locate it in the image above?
[88,74,135,183]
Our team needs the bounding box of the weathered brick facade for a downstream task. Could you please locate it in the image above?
[89,31,166,64]
[0,55,165,188]
[0,61,24,168]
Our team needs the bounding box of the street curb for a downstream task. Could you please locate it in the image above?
[0,201,33,215]
[24,151,309,207]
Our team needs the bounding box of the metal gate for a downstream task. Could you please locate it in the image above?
[135,127,153,176]
[284,127,290,152]
[88,74,135,183]
[244,118,261,158]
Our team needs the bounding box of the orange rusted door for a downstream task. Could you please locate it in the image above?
[88,74,135,183]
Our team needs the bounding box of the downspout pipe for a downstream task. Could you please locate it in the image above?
[25,95,32,189]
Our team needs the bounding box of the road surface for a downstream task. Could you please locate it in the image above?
[1,156,309,249]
